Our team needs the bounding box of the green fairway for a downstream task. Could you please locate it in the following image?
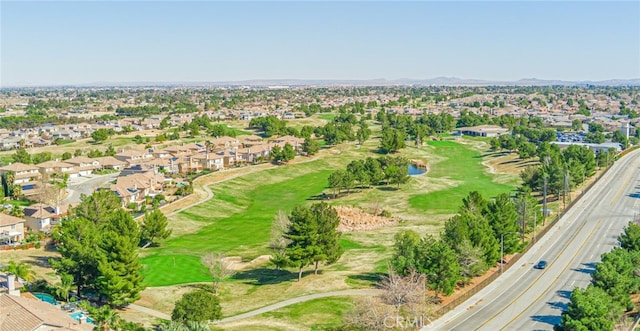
[141,162,335,286]
[408,140,517,214]
[141,254,210,285]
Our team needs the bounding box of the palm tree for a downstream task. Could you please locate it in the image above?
[91,306,120,331]
[5,260,35,282]
[55,273,73,302]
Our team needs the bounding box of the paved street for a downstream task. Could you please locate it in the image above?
[425,149,640,331]
[61,173,120,204]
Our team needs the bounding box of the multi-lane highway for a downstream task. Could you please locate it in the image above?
[425,149,640,331]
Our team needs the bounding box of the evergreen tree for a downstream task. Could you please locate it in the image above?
[51,218,103,296]
[302,137,320,156]
[75,190,123,224]
[311,203,343,274]
[391,230,422,275]
[421,238,460,298]
[285,205,321,281]
[12,148,32,164]
[171,290,222,322]
[619,221,640,252]
[141,209,172,246]
[486,193,520,254]
[558,285,619,331]
[98,210,145,306]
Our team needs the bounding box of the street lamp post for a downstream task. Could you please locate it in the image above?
[501,231,518,274]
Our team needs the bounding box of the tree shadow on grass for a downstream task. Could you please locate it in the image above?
[377,186,399,192]
[232,268,299,285]
[346,272,384,287]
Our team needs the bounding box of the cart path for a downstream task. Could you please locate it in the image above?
[127,288,380,323]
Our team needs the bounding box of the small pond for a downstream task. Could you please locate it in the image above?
[408,164,427,176]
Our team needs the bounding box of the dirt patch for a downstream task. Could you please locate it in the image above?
[335,206,397,232]
[223,255,272,271]
[485,152,539,176]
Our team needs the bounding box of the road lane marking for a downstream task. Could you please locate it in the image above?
[609,164,639,206]
[471,219,591,331]
[498,220,601,331]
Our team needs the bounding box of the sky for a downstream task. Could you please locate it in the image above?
[1,1,639,87]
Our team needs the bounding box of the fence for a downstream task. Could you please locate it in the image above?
[431,161,615,318]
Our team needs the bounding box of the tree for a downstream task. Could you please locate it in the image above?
[378,264,426,315]
[391,230,422,275]
[62,152,72,160]
[92,128,110,143]
[282,143,296,162]
[310,202,343,274]
[328,170,348,197]
[12,147,32,164]
[55,273,74,302]
[74,149,83,157]
[270,145,283,162]
[98,210,145,306]
[590,248,640,310]
[74,190,122,224]
[302,137,320,156]
[171,290,222,322]
[571,119,583,131]
[380,128,406,153]
[619,221,640,252]
[486,193,520,254]
[558,285,620,331]
[50,217,102,297]
[201,252,235,296]
[90,305,121,331]
[32,151,52,164]
[285,205,321,281]
[421,238,460,298]
[141,209,172,246]
[4,260,35,282]
[269,210,291,270]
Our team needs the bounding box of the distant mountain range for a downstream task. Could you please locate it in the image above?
[6,77,640,88]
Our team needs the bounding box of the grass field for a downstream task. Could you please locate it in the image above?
[141,137,518,289]
[214,297,353,331]
[141,161,340,286]
[408,140,518,214]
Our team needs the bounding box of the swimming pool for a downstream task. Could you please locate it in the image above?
[32,292,57,305]
[69,311,95,324]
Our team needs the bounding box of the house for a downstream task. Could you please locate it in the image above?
[0,163,42,197]
[211,137,240,150]
[271,135,305,151]
[237,144,271,164]
[64,156,100,176]
[94,156,126,170]
[22,204,57,233]
[240,135,264,147]
[0,293,94,331]
[114,149,155,165]
[191,151,225,170]
[111,171,166,206]
[456,125,510,137]
[36,160,79,179]
[0,213,25,244]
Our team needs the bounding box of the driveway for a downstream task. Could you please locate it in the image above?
[61,172,120,204]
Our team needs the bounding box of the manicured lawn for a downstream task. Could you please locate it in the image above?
[217,297,353,331]
[317,113,336,121]
[408,140,517,214]
[141,164,335,286]
[142,254,210,285]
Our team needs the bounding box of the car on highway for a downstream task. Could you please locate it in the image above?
[534,260,548,269]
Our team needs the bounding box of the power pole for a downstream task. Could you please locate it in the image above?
[543,174,548,226]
